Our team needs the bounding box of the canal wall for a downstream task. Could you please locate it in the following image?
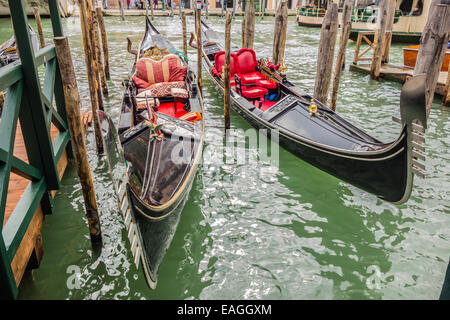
[0,0,74,17]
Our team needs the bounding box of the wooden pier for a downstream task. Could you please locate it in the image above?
[349,63,449,98]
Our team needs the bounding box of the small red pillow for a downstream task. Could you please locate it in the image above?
[169,66,187,82]
[132,76,151,89]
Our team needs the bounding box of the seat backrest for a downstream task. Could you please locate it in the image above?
[214,51,238,76]
[135,54,184,85]
[236,48,258,74]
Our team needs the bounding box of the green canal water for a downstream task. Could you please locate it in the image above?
[1,15,449,300]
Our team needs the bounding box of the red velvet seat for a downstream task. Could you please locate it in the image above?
[241,86,268,99]
[255,78,277,90]
[235,48,265,84]
[214,51,239,81]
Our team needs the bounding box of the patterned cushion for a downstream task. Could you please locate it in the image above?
[170,87,189,99]
[143,81,186,98]
[135,54,183,85]
[136,98,160,110]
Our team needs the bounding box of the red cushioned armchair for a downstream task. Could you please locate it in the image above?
[234,74,268,108]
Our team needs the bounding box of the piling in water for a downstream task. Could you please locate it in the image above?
[54,36,102,246]
[224,10,232,130]
[195,8,202,94]
[370,0,389,80]
[272,0,288,65]
[77,0,103,154]
[33,7,45,49]
[242,0,255,49]
[92,10,108,97]
[96,7,110,80]
[314,2,338,105]
[330,0,352,111]
[382,0,397,63]
[413,1,450,116]
[182,12,188,58]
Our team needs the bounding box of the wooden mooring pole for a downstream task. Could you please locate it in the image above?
[413,1,450,116]
[314,2,338,105]
[382,0,396,63]
[96,7,110,80]
[272,0,288,65]
[86,0,104,112]
[119,0,125,21]
[78,0,103,153]
[370,0,389,80]
[33,7,45,49]
[444,63,450,107]
[195,7,202,94]
[242,0,255,49]
[330,0,352,111]
[224,10,232,130]
[181,12,188,57]
[54,36,102,246]
[93,11,108,97]
[151,0,154,20]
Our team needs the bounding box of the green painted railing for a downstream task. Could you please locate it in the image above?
[0,0,70,299]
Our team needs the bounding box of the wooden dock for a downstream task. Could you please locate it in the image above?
[349,63,449,98]
[4,123,68,287]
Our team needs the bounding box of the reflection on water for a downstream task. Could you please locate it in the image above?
[0,14,447,300]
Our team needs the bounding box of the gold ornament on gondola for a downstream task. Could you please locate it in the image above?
[279,58,287,73]
[309,99,317,116]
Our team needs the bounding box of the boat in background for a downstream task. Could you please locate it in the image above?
[99,17,204,289]
[350,0,430,43]
[403,44,450,71]
[199,20,428,204]
[296,4,327,28]
[0,25,38,67]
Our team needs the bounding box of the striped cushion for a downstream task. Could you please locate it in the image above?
[179,111,202,122]
[135,54,183,85]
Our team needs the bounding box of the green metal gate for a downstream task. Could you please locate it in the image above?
[0,0,70,299]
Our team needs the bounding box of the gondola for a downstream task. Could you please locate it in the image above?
[0,25,38,67]
[197,20,427,204]
[98,17,204,289]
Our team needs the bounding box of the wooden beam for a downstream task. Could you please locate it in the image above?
[330,0,352,111]
[96,7,110,80]
[272,0,288,65]
[243,0,255,49]
[33,7,45,49]
[195,7,202,94]
[313,2,338,105]
[54,36,102,246]
[382,0,396,63]
[224,10,232,130]
[413,2,450,116]
[370,0,389,80]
